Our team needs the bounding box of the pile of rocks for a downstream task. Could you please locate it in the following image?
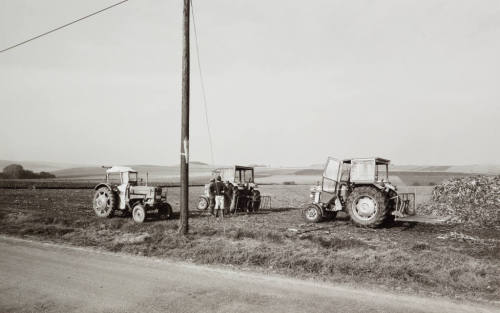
[419,175,500,226]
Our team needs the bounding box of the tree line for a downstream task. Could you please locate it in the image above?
[0,164,56,179]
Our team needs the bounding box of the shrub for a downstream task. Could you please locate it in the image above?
[0,164,56,179]
[3,164,24,178]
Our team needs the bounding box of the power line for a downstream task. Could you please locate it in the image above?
[0,0,129,54]
[190,0,215,166]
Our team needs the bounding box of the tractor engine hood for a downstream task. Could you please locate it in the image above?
[130,186,161,197]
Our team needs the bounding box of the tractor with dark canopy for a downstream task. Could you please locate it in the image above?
[198,165,262,213]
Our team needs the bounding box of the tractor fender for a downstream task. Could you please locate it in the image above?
[354,183,385,191]
[94,183,115,192]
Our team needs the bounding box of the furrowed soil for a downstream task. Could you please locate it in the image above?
[0,185,499,303]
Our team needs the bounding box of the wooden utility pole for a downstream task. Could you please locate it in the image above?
[178,0,190,235]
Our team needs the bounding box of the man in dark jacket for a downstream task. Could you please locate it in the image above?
[213,176,226,217]
[208,178,216,215]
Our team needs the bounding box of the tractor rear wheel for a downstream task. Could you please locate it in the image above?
[93,187,116,218]
[158,203,173,220]
[303,204,323,223]
[132,203,147,223]
[346,186,389,227]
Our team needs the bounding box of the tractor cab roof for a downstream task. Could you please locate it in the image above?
[211,165,255,184]
[234,165,254,171]
[213,165,254,172]
[105,166,137,174]
[341,157,391,165]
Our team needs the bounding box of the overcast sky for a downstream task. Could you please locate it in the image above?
[0,0,499,167]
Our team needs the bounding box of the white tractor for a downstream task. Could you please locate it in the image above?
[305,157,415,227]
[305,157,449,227]
[92,166,172,223]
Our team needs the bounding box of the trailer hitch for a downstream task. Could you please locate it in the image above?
[393,192,416,217]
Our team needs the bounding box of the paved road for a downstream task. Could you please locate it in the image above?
[0,236,498,313]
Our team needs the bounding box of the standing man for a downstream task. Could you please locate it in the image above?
[214,175,226,217]
[225,181,234,215]
[208,178,216,215]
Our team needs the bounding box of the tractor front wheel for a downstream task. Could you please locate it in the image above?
[303,204,323,223]
[93,187,116,218]
[197,197,209,211]
[346,187,389,228]
[132,203,147,223]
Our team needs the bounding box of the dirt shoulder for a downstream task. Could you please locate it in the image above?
[1,235,499,313]
[0,186,499,303]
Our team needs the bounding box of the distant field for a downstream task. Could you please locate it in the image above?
[0,179,207,189]
[259,169,475,187]
[0,162,481,189]
[0,171,473,189]
[392,171,476,186]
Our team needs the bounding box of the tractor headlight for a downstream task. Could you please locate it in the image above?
[310,190,321,203]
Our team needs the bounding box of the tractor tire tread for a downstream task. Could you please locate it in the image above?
[346,186,389,228]
[93,187,116,218]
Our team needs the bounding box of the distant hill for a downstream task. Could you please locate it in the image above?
[390,164,500,175]
[294,169,322,175]
[442,165,500,174]
[2,159,499,185]
[309,161,500,175]
[309,163,326,169]
[262,168,476,186]
[188,161,209,166]
[51,163,215,181]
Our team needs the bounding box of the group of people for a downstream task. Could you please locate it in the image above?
[207,175,234,217]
